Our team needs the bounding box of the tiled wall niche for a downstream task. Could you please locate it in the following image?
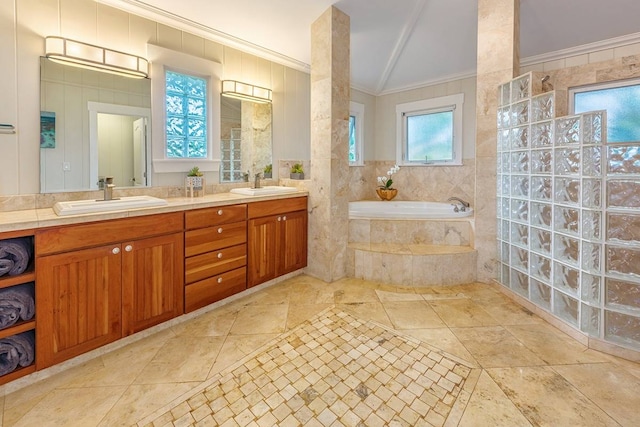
[497,72,640,352]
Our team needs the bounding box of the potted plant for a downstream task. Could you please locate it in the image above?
[376,164,400,200]
[290,163,304,180]
[186,166,204,193]
[263,164,273,179]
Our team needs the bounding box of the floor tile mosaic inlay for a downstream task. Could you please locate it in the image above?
[139,307,474,426]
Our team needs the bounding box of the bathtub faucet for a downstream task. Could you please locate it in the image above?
[447,197,470,212]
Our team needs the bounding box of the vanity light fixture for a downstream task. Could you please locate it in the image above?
[221,80,272,103]
[45,36,149,79]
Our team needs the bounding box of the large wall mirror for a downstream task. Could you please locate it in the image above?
[220,96,272,182]
[40,57,151,193]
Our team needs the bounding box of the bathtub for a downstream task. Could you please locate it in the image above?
[348,200,473,219]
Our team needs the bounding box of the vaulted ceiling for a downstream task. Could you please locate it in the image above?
[101,0,640,95]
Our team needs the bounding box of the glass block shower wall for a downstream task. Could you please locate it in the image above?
[497,72,640,352]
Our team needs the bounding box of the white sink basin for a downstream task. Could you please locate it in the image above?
[230,186,299,196]
[53,195,168,216]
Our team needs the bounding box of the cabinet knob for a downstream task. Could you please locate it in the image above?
[283,215,287,221]
[217,277,223,284]
[218,227,223,234]
[277,216,282,222]
[125,245,133,252]
[217,209,223,216]
[217,252,223,259]
[112,247,120,254]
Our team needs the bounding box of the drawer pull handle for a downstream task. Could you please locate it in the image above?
[112,247,120,254]
[217,253,223,259]
[217,209,223,216]
[124,245,133,252]
[277,216,282,222]
[283,215,287,221]
[217,277,223,284]
[218,227,223,234]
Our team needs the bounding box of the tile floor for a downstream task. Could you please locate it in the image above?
[0,275,638,426]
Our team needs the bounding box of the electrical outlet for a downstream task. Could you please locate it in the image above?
[63,162,71,171]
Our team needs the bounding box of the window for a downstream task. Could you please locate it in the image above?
[349,101,364,165]
[571,79,640,142]
[396,94,464,166]
[165,70,208,158]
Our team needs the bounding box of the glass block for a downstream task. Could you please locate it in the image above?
[531,150,552,175]
[511,151,529,173]
[554,116,581,145]
[607,180,640,208]
[607,144,640,175]
[582,147,602,176]
[554,234,580,267]
[510,268,529,297]
[554,262,580,295]
[606,245,640,278]
[530,253,551,282]
[501,220,510,243]
[498,129,510,152]
[581,241,602,273]
[605,278,640,312]
[497,197,505,218]
[580,304,600,337]
[510,126,529,149]
[554,148,580,175]
[581,273,601,304]
[497,107,511,129]
[607,213,640,244]
[530,176,552,201]
[501,83,511,107]
[501,175,510,197]
[531,92,555,122]
[511,101,530,126]
[530,227,552,255]
[581,111,605,145]
[604,310,640,348]
[511,175,529,198]
[501,241,510,263]
[501,263,511,287]
[511,245,529,271]
[511,74,531,103]
[553,290,579,326]
[511,199,528,223]
[510,223,529,248]
[531,278,552,310]
[501,198,511,219]
[554,178,580,206]
[501,152,511,173]
[554,206,579,237]
[581,179,602,209]
[530,202,552,229]
[531,121,553,148]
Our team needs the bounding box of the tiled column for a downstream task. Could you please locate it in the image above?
[306,7,351,282]
[475,0,520,282]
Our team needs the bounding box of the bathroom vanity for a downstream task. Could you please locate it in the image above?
[0,192,308,384]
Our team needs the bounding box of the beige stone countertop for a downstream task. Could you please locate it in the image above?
[0,191,309,233]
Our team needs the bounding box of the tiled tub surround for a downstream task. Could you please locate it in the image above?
[497,71,640,353]
[348,215,477,286]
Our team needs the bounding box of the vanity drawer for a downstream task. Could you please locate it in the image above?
[248,197,307,219]
[185,243,246,284]
[185,266,246,312]
[185,204,247,230]
[185,221,246,257]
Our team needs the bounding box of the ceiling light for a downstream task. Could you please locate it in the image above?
[45,36,149,79]
[221,80,272,103]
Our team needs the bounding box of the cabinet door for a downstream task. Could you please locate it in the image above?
[122,233,184,336]
[37,245,122,368]
[280,210,308,275]
[247,216,279,287]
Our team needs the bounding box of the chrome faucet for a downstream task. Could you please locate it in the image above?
[254,172,262,189]
[447,196,470,212]
[104,176,115,201]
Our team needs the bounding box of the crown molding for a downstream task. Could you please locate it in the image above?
[96,0,310,73]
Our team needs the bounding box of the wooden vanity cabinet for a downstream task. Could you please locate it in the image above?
[35,213,183,368]
[247,197,308,287]
[184,204,247,312]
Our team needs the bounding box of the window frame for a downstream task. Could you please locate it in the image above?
[349,101,364,166]
[148,44,222,174]
[395,93,464,166]
[569,77,640,143]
